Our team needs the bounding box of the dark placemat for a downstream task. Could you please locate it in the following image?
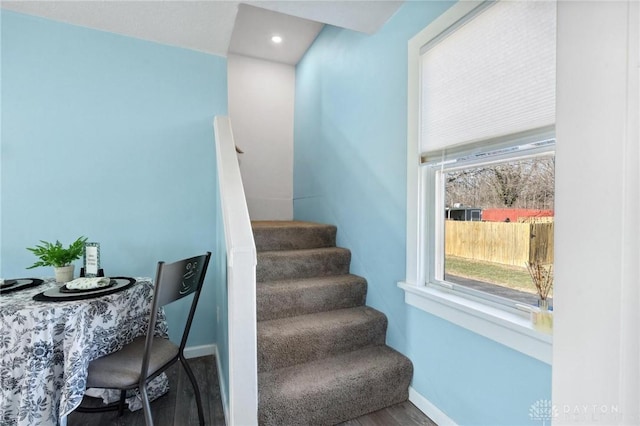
[1,279,18,289]
[33,277,136,302]
[0,278,45,295]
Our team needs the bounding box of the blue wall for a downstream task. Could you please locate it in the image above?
[294,2,552,424]
[1,11,227,346]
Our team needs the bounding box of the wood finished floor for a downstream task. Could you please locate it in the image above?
[68,355,436,426]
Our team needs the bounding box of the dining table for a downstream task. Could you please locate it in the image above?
[0,276,169,426]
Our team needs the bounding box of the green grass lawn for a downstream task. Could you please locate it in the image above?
[445,255,553,297]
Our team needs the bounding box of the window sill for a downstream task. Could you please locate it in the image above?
[398,281,552,365]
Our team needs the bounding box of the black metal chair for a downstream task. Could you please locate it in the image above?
[77,252,211,426]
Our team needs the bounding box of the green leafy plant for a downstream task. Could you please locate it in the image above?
[27,237,87,268]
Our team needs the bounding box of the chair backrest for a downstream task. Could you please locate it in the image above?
[154,253,211,308]
[142,252,211,377]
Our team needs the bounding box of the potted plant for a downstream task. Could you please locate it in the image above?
[27,237,87,283]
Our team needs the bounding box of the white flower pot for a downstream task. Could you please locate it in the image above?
[54,265,75,283]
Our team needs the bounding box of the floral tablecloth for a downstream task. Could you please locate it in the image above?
[0,277,169,426]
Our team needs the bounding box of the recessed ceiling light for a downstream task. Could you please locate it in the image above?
[271,35,283,44]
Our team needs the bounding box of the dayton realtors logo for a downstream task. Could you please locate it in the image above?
[529,399,557,425]
[530,400,621,424]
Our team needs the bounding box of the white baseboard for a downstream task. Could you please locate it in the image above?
[184,343,216,359]
[409,387,457,426]
[213,345,230,426]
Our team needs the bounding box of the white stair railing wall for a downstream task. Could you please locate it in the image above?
[213,116,258,426]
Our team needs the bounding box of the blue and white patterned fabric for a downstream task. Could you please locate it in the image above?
[0,278,169,426]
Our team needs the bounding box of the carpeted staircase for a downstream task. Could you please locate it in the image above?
[253,220,413,425]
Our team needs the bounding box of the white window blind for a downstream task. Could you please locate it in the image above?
[420,0,556,152]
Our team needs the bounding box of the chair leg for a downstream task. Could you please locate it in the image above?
[180,355,205,426]
[118,390,126,417]
[140,385,154,426]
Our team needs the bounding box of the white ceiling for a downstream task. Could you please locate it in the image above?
[0,1,403,65]
[229,4,324,65]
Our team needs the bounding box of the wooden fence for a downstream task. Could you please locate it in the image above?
[445,220,554,267]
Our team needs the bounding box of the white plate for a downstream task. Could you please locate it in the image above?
[34,277,135,301]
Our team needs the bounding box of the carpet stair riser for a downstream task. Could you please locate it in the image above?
[256,248,351,282]
[258,307,387,372]
[256,275,367,321]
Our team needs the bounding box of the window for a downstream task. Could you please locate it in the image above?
[401,0,556,363]
[424,135,555,311]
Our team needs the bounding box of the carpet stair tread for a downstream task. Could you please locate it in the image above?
[258,306,387,372]
[253,220,337,252]
[256,247,351,282]
[258,345,413,426]
[257,274,367,321]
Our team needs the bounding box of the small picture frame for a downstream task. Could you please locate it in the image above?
[83,242,101,277]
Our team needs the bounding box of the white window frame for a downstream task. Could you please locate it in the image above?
[399,1,552,365]
[426,132,555,309]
